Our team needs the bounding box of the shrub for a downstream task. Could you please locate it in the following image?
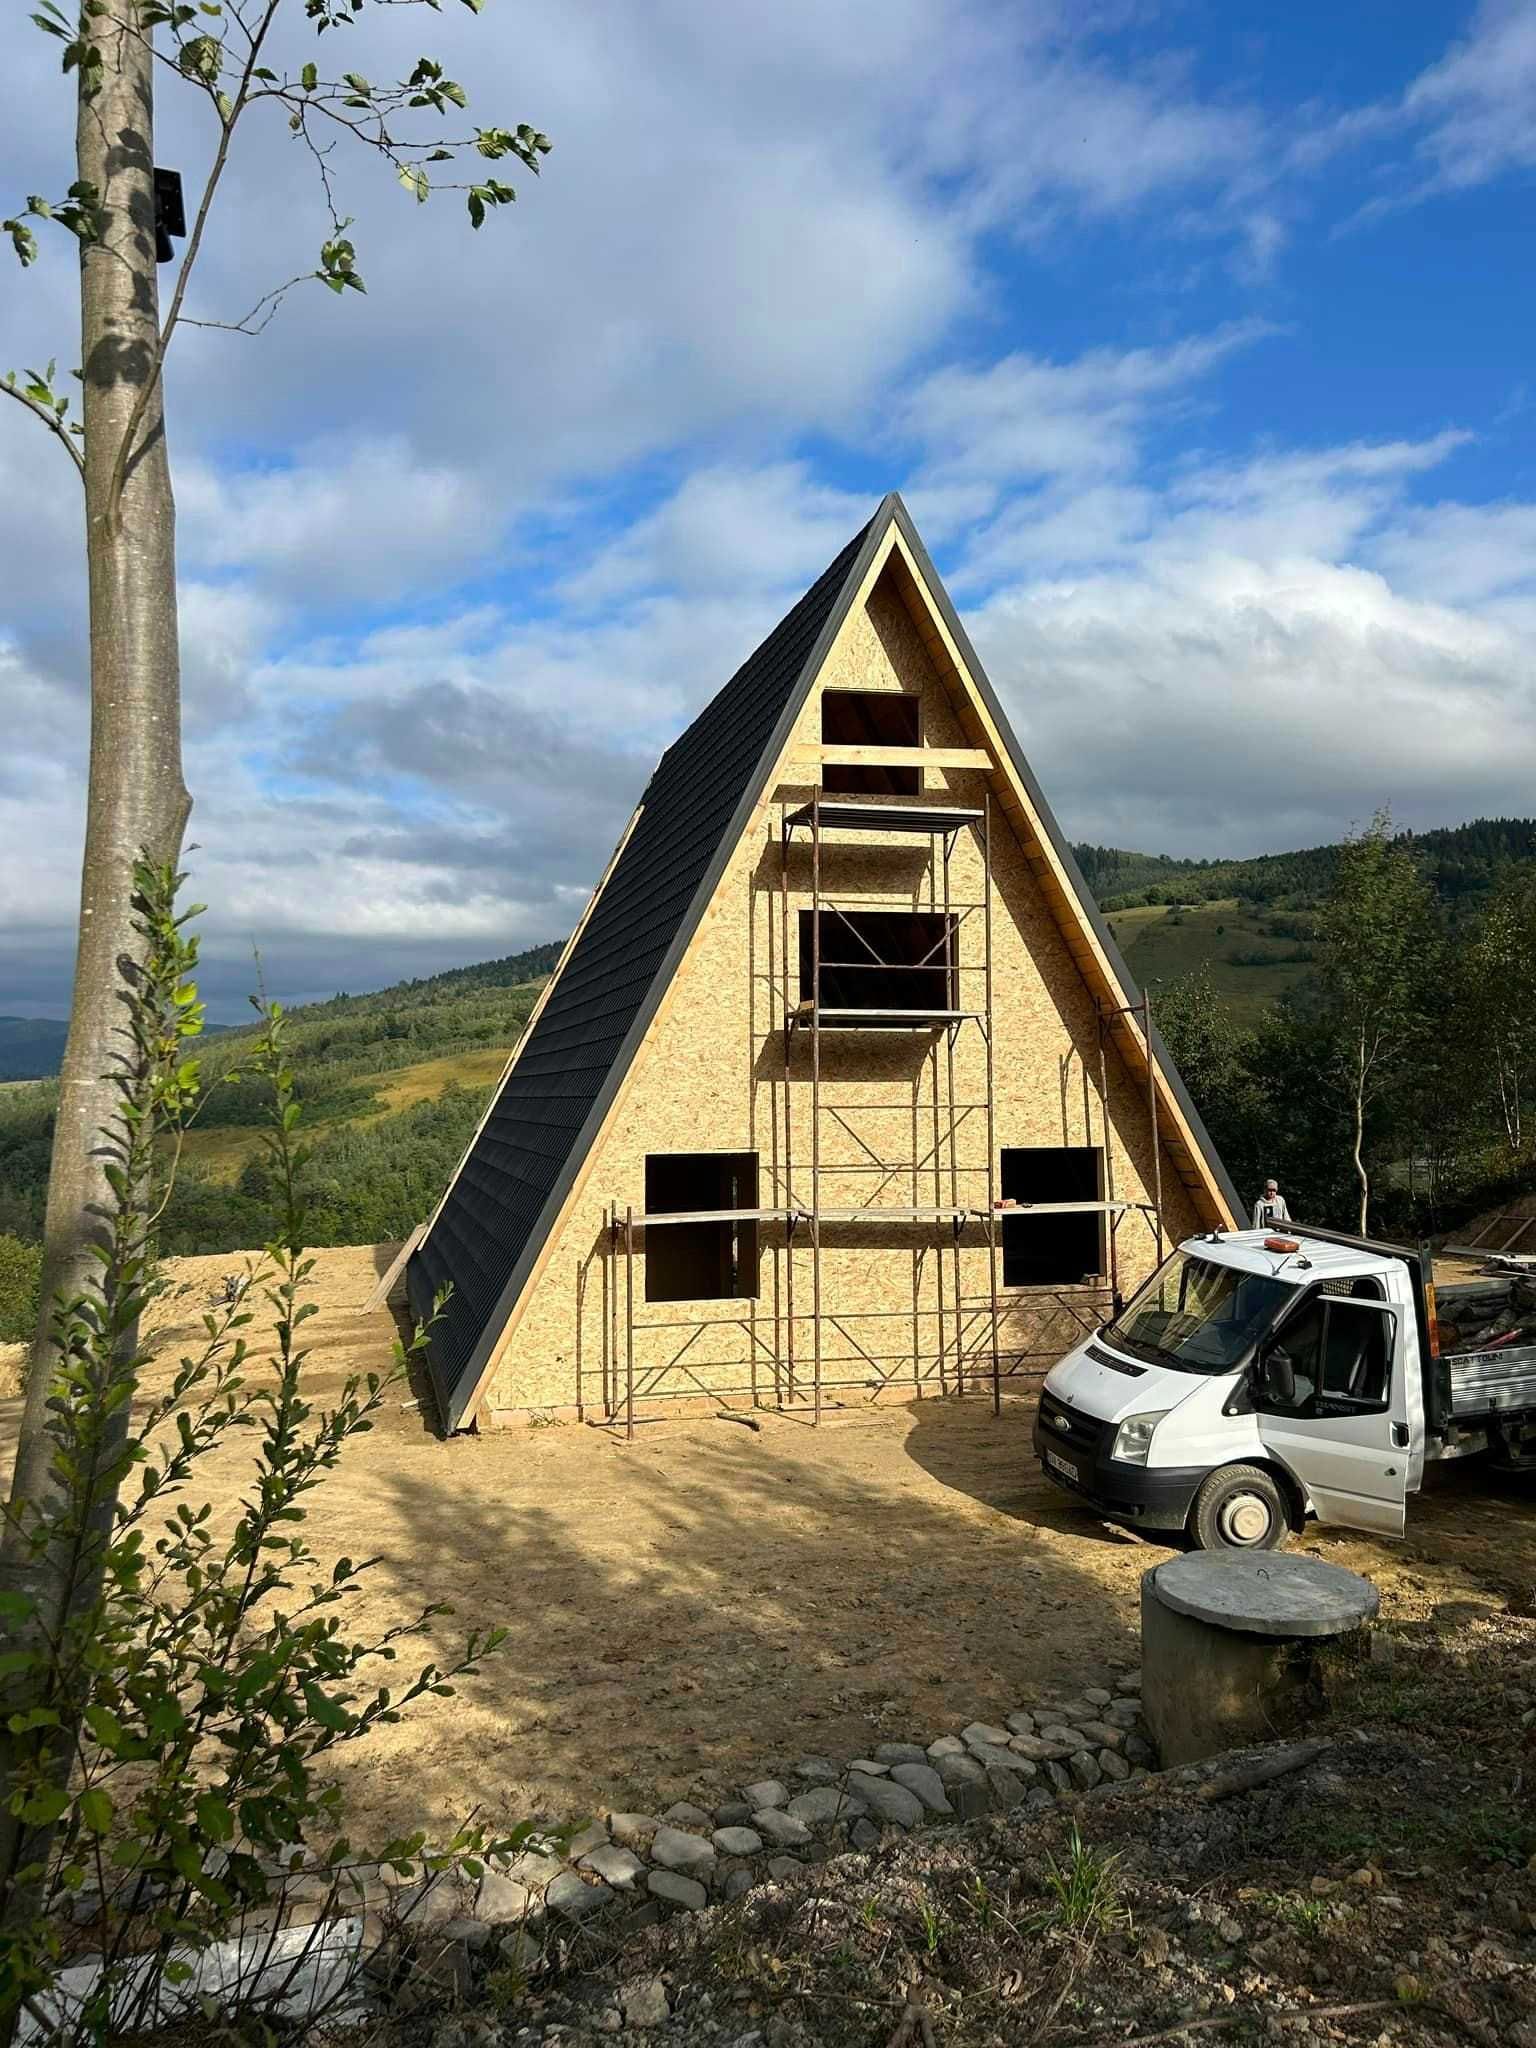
[0,860,513,2043]
[0,1233,40,1344]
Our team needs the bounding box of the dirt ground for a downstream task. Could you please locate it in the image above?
[3,1243,1535,1848]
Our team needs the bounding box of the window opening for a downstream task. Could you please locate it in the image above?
[644,1152,760,1303]
[1000,1146,1104,1285]
[821,689,921,795]
[798,909,957,1015]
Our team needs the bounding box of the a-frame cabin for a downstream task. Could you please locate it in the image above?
[409,494,1240,1433]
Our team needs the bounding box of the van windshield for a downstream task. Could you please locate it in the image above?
[1104,1251,1296,1375]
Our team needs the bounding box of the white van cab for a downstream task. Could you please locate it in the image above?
[1034,1223,1536,1550]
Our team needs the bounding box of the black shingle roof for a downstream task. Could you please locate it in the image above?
[408,511,879,1427]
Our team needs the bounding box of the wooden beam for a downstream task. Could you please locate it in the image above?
[365,1223,425,1311]
[788,743,992,769]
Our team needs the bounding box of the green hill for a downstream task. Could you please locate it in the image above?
[0,1017,69,1082]
[1072,816,1536,914]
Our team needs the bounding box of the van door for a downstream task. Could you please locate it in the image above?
[1254,1288,1409,1537]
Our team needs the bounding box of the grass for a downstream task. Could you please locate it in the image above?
[1104,898,1315,1027]
[176,1042,514,1183]
[1037,1826,1126,1935]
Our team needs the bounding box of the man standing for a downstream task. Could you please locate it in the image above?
[1252,1179,1291,1230]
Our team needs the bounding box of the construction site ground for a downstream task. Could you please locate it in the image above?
[2,1243,1534,1847]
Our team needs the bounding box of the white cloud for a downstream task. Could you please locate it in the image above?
[1404,0,1536,192]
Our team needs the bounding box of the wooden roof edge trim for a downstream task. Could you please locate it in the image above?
[880,504,1242,1230]
[407,799,647,1266]
[448,506,903,1429]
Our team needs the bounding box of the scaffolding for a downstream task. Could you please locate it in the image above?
[605,789,1168,1437]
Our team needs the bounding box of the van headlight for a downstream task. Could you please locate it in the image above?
[1111,1411,1168,1466]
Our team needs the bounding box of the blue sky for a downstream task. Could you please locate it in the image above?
[3,0,1536,1017]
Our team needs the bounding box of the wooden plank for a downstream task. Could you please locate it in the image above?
[365,1223,425,1312]
[788,743,992,769]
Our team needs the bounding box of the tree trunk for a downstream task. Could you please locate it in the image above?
[1351,1035,1369,1236]
[0,0,188,1922]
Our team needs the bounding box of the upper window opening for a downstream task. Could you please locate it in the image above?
[643,1152,760,1304]
[1000,1146,1104,1286]
[798,909,957,1016]
[821,690,921,795]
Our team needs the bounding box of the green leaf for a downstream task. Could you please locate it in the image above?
[301,61,317,90]
[397,164,429,205]
[196,1792,234,1842]
[78,1787,114,1834]
[19,1784,71,1827]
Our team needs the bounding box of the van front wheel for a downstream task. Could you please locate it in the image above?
[1188,1464,1288,1551]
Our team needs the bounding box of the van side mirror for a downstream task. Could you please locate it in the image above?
[1259,1346,1296,1407]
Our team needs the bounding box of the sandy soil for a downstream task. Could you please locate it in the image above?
[3,1243,1534,1848]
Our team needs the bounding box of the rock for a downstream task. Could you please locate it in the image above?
[850,1818,881,1852]
[1115,1669,1143,1694]
[547,1870,612,1922]
[985,1764,1029,1810]
[753,1808,813,1848]
[1099,1749,1131,1782]
[650,1826,716,1875]
[715,1801,754,1827]
[507,1850,567,1890]
[565,1820,609,1860]
[851,1776,925,1828]
[873,1742,929,1765]
[475,1875,540,1925]
[1038,1724,1088,1752]
[497,1926,545,1977]
[712,1827,764,1857]
[622,1976,671,2029]
[1104,1698,1142,1729]
[663,1801,715,1830]
[960,1721,1011,1750]
[968,1739,1026,1773]
[849,1759,888,1777]
[787,1785,865,1828]
[766,1856,804,1881]
[431,2016,504,2048]
[722,1867,755,1901]
[889,1763,952,1815]
[926,1735,966,1760]
[609,1813,660,1851]
[1009,1732,1075,1762]
[580,1843,645,1890]
[1075,1720,1126,1750]
[1068,1749,1103,1791]
[397,1874,472,1927]
[743,1780,789,1811]
[1084,1686,1114,1707]
[647,1869,708,1913]
[792,1757,839,1784]
[1124,1734,1156,1767]
[1005,1710,1037,1737]
[936,1755,990,1821]
[1045,1760,1074,1795]
[439,1916,497,1951]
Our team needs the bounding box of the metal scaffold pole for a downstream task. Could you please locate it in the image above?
[780,804,795,1409]
[624,1204,636,1442]
[1143,989,1164,1262]
[982,793,1001,1416]
[811,792,823,1428]
[1096,1010,1121,1307]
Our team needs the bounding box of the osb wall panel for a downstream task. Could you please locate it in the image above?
[480,567,1202,1419]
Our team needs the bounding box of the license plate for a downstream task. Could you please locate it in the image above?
[1044,1449,1079,1483]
